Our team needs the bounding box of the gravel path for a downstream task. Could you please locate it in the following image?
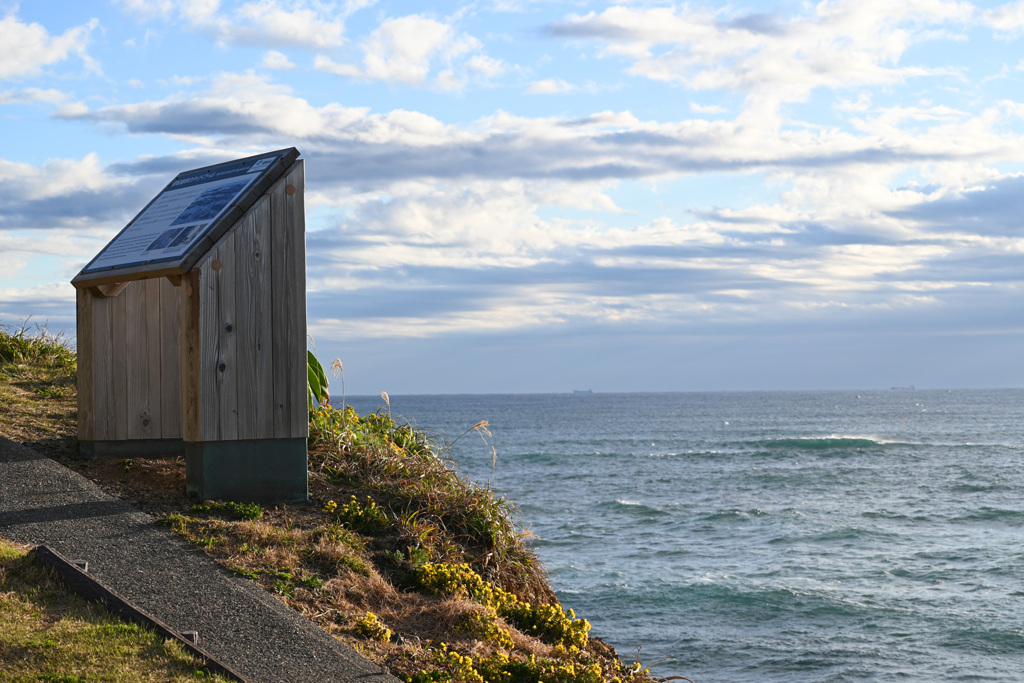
[0,436,400,683]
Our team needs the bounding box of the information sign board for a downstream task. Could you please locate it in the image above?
[74,148,299,283]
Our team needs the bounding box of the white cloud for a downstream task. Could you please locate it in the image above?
[0,153,116,201]
[313,55,362,79]
[315,14,495,90]
[63,70,1024,198]
[0,87,73,106]
[0,85,91,118]
[116,0,348,50]
[73,72,376,144]
[0,11,99,80]
[983,1,1024,32]
[227,1,346,49]
[0,152,170,269]
[0,231,100,262]
[466,54,505,78]
[690,102,726,114]
[343,0,378,15]
[301,163,1018,340]
[357,14,461,84]
[527,78,574,94]
[262,50,296,70]
[547,0,978,118]
[0,282,77,304]
[22,7,1024,343]
[158,75,203,87]
[836,92,873,112]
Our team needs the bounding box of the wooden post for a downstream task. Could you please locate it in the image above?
[181,161,308,504]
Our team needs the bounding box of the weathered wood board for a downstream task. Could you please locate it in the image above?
[76,277,183,443]
[181,160,307,443]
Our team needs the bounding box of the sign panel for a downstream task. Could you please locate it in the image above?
[77,149,297,278]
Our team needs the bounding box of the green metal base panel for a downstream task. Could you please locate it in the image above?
[185,439,308,504]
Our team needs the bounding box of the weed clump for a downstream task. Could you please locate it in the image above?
[0,319,75,367]
[191,501,264,521]
[323,495,390,534]
[355,611,392,642]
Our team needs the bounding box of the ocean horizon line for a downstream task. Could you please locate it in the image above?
[338,386,1023,400]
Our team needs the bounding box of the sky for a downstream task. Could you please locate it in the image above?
[1,0,1023,395]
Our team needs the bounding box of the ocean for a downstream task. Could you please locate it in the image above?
[342,389,1024,682]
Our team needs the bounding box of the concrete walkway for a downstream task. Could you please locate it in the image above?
[0,437,399,683]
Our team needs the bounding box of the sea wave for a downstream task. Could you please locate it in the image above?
[948,482,1012,494]
[950,507,1024,525]
[940,626,1024,655]
[598,499,669,518]
[700,508,769,523]
[755,436,889,450]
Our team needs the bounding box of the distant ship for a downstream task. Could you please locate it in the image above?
[890,385,915,390]
[573,389,593,394]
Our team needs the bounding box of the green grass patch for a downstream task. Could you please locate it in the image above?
[190,501,264,521]
[0,537,229,682]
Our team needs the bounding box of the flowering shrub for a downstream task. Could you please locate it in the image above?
[459,609,515,651]
[324,495,391,534]
[355,611,392,642]
[413,562,590,650]
[407,644,614,683]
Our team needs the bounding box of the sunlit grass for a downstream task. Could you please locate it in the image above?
[0,537,229,682]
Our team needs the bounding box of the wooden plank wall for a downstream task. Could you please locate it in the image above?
[182,160,307,442]
[236,198,274,440]
[159,278,183,433]
[75,288,95,442]
[77,277,182,442]
[272,161,308,440]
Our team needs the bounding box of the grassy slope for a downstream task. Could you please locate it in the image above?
[0,322,670,683]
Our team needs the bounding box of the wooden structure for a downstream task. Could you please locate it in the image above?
[72,149,308,504]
